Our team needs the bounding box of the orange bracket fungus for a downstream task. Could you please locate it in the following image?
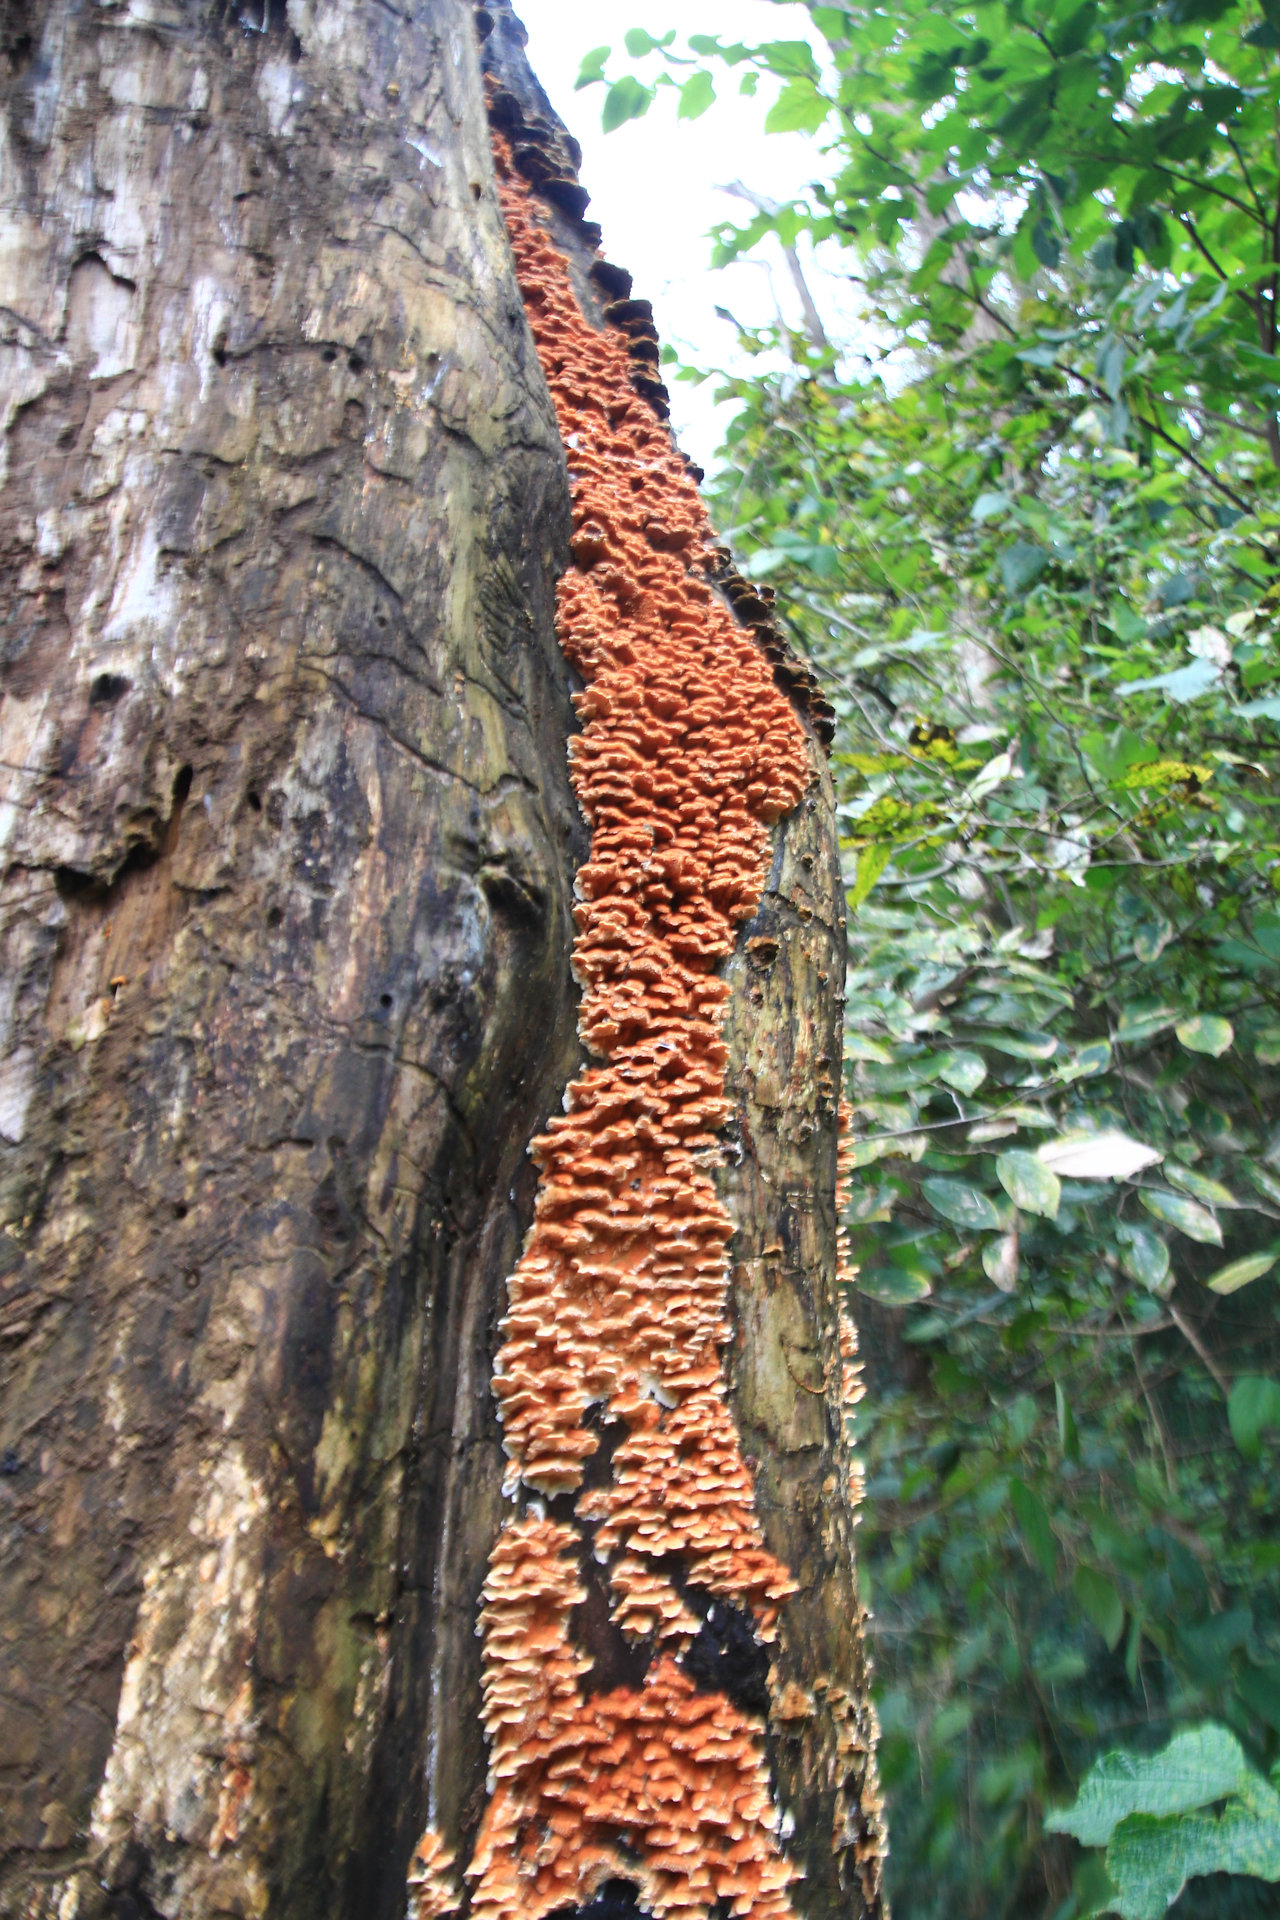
[460,139,810,1920]
[410,15,865,1911]
[410,1830,464,1920]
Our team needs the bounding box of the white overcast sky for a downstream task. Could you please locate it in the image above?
[513,0,855,471]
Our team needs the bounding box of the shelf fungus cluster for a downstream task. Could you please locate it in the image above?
[443,136,830,1920]
[409,1829,463,1920]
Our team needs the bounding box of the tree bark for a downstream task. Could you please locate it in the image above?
[0,4,884,1917]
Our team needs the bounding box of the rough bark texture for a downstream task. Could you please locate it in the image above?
[0,3,883,1916]
[721,771,884,1916]
[0,4,582,1912]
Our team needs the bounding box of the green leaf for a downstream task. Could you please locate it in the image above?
[1237,1660,1280,1731]
[1056,1379,1080,1461]
[1207,1252,1277,1295]
[1122,657,1222,702]
[757,38,819,80]
[1254,1029,1280,1065]
[972,490,1010,522]
[856,1266,933,1305]
[1097,335,1126,398]
[1138,1189,1223,1244]
[1165,1162,1237,1207]
[1073,1564,1125,1649]
[1116,1221,1172,1293]
[999,542,1050,595]
[847,842,892,913]
[763,78,831,134]
[937,1049,987,1094]
[1116,1001,1181,1045]
[967,1029,1059,1059]
[1175,1014,1234,1057]
[623,26,662,55]
[602,76,654,131]
[982,1230,1019,1291]
[1105,1780,1280,1918]
[575,44,611,89]
[1246,1164,1280,1208]
[996,1149,1061,1219]
[1228,1375,1280,1458]
[677,69,716,120]
[844,1135,899,1170]
[1010,1477,1057,1580]
[1046,1724,1259,1847]
[1133,913,1173,964]
[1054,1,1098,54]
[922,1176,1003,1231]
[845,1032,895,1064]
[1031,216,1061,269]
[1060,1039,1113,1081]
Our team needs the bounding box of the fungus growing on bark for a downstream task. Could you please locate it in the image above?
[468,1521,797,1920]
[409,1829,463,1920]
[442,128,824,1920]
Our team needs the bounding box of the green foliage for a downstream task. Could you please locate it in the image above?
[1047,1725,1280,1916]
[587,0,1280,1909]
[1227,1375,1280,1457]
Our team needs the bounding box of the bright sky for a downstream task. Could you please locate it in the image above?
[513,0,852,471]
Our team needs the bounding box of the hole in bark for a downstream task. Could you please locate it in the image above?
[1,1448,21,1476]
[312,1172,354,1241]
[55,768,191,901]
[246,790,262,812]
[106,1892,165,1920]
[172,1201,188,1220]
[479,864,546,927]
[267,905,283,927]
[3,19,32,70]
[474,6,494,37]
[55,867,101,903]
[550,1881,642,1920]
[379,992,393,1008]
[347,350,365,373]
[321,347,337,363]
[232,0,288,33]
[681,1598,771,1718]
[471,181,483,201]
[103,1840,166,1920]
[566,1414,654,1696]
[89,672,129,708]
[211,331,228,368]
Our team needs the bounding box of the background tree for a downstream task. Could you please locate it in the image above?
[583,1,1280,1913]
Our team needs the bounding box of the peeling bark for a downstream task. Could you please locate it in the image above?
[0,3,883,1917]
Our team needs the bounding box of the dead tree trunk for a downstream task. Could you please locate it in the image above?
[0,4,884,1918]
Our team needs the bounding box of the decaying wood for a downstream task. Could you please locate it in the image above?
[0,2,883,1915]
